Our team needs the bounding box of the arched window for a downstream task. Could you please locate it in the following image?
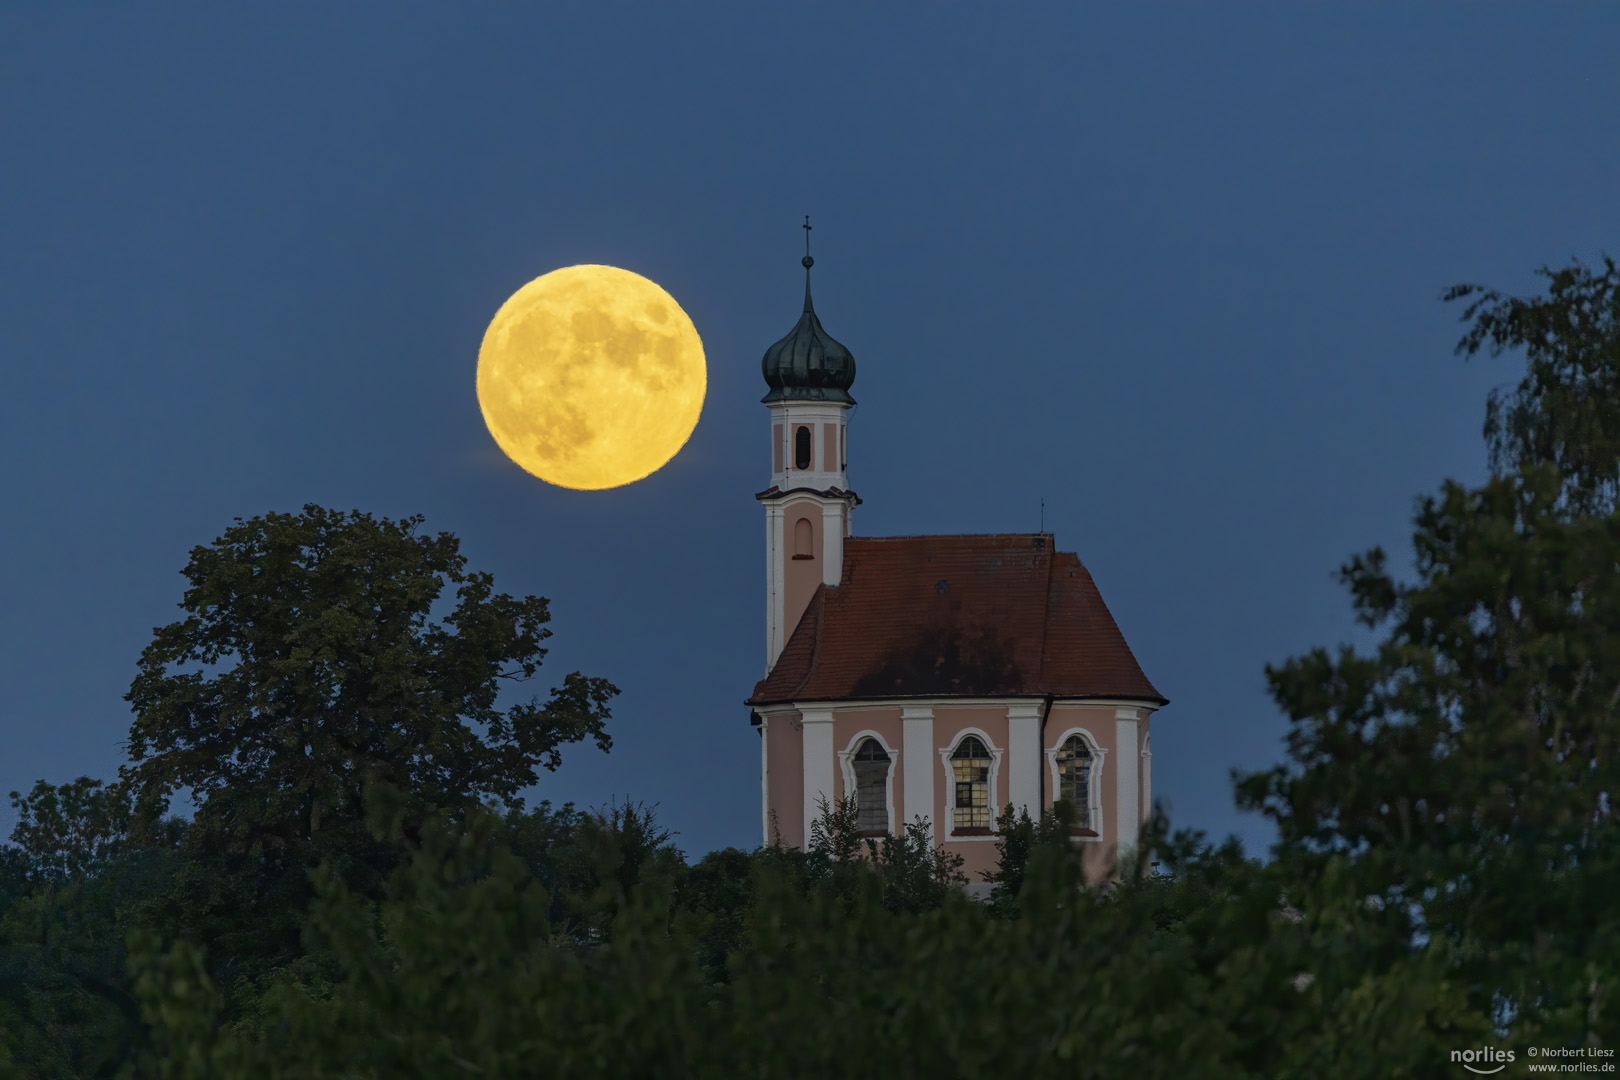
[852,738,891,833]
[794,425,812,470]
[1056,734,1093,829]
[793,517,813,558]
[951,736,992,831]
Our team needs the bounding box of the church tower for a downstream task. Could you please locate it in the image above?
[757,220,859,674]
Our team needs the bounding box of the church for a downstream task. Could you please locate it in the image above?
[745,239,1168,883]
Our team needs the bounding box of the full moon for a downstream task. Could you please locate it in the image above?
[476,265,706,490]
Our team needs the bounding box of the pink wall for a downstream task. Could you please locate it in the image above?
[765,700,1153,885]
[934,707,1012,883]
[764,713,803,848]
[830,709,903,830]
[1045,704,1115,814]
[793,517,814,556]
[822,423,837,473]
[772,423,782,473]
[1044,704,1148,883]
[783,505,822,638]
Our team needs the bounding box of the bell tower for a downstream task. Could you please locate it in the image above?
[759,218,860,674]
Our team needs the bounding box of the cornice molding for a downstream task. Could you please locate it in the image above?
[755,485,862,505]
[773,696,1163,713]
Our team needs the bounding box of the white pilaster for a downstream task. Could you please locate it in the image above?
[1006,702,1043,818]
[760,717,771,847]
[801,709,836,849]
[1115,710,1140,855]
[1141,734,1152,826]
[901,706,935,838]
[765,505,785,673]
[821,504,844,588]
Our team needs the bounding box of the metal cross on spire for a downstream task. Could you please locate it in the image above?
[802,215,813,269]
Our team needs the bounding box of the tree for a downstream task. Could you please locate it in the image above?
[982,798,1081,914]
[1448,254,1620,514]
[125,798,1478,1079]
[1239,255,1620,1046]
[122,505,618,854]
[2,507,620,1074]
[801,794,967,912]
[7,778,134,883]
[1,779,182,1079]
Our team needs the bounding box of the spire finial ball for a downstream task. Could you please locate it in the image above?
[802,255,814,269]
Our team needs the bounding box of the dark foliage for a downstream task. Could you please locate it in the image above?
[123,504,618,855]
[1449,254,1620,513]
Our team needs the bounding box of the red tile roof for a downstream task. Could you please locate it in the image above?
[748,534,1166,706]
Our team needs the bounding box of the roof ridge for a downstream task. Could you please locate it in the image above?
[853,532,1056,542]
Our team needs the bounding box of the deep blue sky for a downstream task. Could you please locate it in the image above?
[4,6,1618,858]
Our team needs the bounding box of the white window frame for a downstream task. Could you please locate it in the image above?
[838,730,898,835]
[938,728,1003,840]
[1045,727,1106,841]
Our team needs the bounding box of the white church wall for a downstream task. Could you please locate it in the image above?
[763,698,1154,884]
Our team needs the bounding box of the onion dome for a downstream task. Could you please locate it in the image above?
[761,226,856,405]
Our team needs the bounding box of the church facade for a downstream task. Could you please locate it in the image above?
[745,247,1167,883]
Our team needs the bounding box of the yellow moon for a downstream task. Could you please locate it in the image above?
[476,265,706,490]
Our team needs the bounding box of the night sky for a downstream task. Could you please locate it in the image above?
[5,6,1618,858]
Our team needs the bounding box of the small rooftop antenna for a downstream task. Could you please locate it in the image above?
[1040,496,1045,534]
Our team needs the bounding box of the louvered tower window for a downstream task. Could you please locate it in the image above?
[794,425,812,470]
[852,738,891,833]
[951,736,992,831]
